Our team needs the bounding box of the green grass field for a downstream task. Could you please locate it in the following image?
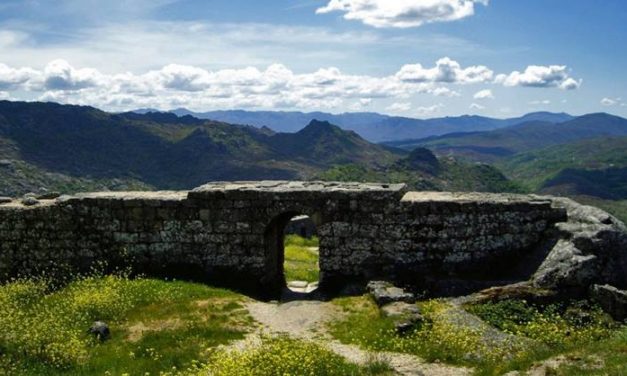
[0,273,393,376]
[283,234,320,283]
[0,275,252,375]
[329,295,624,375]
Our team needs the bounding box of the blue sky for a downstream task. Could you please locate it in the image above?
[0,0,625,118]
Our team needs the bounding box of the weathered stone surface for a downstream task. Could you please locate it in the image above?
[590,284,627,321]
[380,302,425,335]
[381,301,422,317]
[20,196,39,206]
[0,181,623,297]
[367,281,415,305]
[532,197,627,292]
[287,280,309,289]
[455,282,559,306]
[36,192,62,200]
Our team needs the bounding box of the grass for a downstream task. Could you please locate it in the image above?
[182,336,394,376]
[546,327,627,375]
[329,295,622,376]
[0,274,252,375]
[284,234,320,283]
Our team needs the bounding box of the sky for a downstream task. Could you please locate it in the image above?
[0,0,625,118]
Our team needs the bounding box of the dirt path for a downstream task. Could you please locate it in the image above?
[244,297,471,376]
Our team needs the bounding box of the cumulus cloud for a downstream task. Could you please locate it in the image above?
[432,87,460,97]
[473,89,493,100]
[495,65,581,90]
[601,97,624,107]
[386,102,412,112]
[396,57,493,84]
[0,63,40,90]
[469,103,485,110]
[316,0,488,28]
[0,59,583,112]
[415,103,444,116]
[42,59,104,91]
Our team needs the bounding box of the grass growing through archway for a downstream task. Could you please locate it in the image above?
[283,234,320,283]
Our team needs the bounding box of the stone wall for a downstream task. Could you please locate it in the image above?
[1,181,621,297]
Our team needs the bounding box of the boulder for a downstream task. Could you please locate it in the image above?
[590,284,627,321]
[380,301,425,335]
[37,192,62,200]
[532,197,627,292]
[533,239,600,290]
[367,280,415,306]
[21,197,40,206]
[88,321,110,341]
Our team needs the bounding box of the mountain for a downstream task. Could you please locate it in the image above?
[164,108,573,143]
[387,113,627,162]
[317,147,522,193]
[0,100,525,197]
[0,101,401,193]
[498,136,627,199]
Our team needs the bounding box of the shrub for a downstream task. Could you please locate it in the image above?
[183,336,391,376]
[467,299,615,350]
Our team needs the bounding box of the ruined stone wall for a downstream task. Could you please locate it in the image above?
[0,181,568,295]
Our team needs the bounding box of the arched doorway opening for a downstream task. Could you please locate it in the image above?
[283,215,319,293]
[263,212,320,297]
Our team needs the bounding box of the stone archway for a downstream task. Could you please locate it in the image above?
[263,211,322,296]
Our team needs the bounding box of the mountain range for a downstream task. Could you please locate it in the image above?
[134,108,574,143]
[0,100,514,196]
[3,100,627,219]
[386,113,627,162]
[382,112,627,202]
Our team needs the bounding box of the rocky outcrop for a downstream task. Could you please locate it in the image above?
[590,284,627,321]
[532,197,627,293]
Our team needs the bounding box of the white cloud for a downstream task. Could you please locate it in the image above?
[396,57,493,84]
[469,103,485,110]
[473,89,493,100]
[601,97,622,107]
[415,103,444,116]
[386,102,412,112]
[316,0,488,28]
[42,59,105,91]
[0,59,584,112]
[495,65,581,90]
[529,99,551,105]
[432,87,460,97]
[0,63,40,90]
[348,98,373,110]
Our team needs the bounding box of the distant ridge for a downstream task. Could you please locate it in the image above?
[388,113,627,162]
[131,108,575,143]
